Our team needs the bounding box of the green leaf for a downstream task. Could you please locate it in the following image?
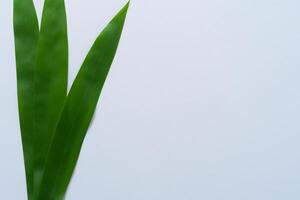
[37,2,130,199]
[33,0,68,196]
[13,0,39,199]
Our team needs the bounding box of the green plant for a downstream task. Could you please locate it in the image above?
[13,0,129,199]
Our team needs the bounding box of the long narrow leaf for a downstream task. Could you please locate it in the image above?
[37,3,130,199]
[34,0,68,195]
[13,0,39,199]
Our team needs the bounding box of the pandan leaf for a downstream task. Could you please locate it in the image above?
[37,3,130,199]
[13,0,39,199]
[33,0,68,195]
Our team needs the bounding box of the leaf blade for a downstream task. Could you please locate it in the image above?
[37,3,130,199]
[33,0,69,195]
[13,0,39,198]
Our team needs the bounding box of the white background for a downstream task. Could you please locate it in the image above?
[1,0,300,199]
